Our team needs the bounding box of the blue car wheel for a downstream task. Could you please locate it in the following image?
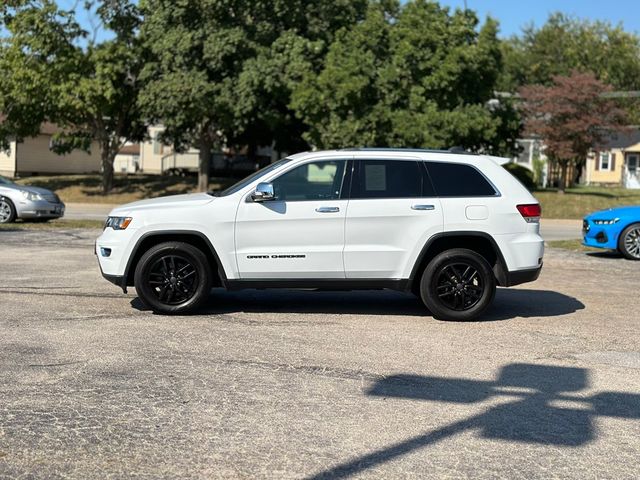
[619,223,640,260]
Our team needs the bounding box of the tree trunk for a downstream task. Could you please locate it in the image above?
[198,141,211,192]
[558,162,568,194]
[101,145,115,195]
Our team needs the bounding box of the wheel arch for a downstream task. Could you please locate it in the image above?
[409,232,509,292]
[124,231,227,289]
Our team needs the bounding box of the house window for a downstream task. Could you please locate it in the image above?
[599,152,611,171]
[152,135,163,155]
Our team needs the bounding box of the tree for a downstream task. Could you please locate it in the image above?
[139,0,368,192]
[498,14,640,92]
[519,71,627,192]
[291,0,521,155]
[0,1,80,151]
[1,1,146,194]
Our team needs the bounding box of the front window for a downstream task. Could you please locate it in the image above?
[272,160,347,201]
[599,152,611,171]
[0,176,13,185]
[215,158,292,197]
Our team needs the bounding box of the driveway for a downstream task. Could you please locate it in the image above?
[0,229,638,478]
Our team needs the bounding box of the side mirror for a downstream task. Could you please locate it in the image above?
[251,182,275,202]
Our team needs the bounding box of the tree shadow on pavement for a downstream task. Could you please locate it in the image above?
[131,288,584,320]
[308,363,640,479]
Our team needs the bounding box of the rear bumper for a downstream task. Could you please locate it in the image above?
[503,264,542,287]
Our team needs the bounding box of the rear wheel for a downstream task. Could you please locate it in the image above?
[134,241,212,314]
[0,197,16,224]
[618,223,640,260]
[419,248,496,321]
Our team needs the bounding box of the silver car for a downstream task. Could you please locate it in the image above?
[0,176,65,223]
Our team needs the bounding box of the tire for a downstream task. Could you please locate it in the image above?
[0,196,16,224]
[419,248,496,321]
[134,241,213,314]
[618,223,640,260]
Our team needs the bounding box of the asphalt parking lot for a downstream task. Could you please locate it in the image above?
[1,229,639,479]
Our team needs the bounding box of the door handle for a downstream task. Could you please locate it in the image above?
[411,204,435,211]
[315,206,340,213]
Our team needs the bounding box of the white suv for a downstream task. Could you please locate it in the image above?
[96,149,543,321]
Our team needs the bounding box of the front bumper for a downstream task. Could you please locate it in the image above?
[582,218,619,249]
[18,200,65,219]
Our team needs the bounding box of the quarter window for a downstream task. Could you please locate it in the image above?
[272,160,346,201]
[351,160,433,199]
[426,162,497,197]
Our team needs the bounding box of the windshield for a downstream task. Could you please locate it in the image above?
[0,176,13,185]
[213,157,292,197]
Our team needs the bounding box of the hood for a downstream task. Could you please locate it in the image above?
[586,205,640,219]
[0,183,55,196]
[110,192,215,215]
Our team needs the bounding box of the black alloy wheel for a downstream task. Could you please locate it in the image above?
[134,241,212,314]
[148,254,199,305]
[420,248,496,321]
[434,262,484,311]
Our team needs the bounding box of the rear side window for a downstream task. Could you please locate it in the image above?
[426,162,497,197]
[351,160,434,199]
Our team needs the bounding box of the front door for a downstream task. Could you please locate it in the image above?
[235,159,349,279]
[626,154,640,189]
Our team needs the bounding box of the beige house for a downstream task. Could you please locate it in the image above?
[0,123,102,177]
[584,130,640,189]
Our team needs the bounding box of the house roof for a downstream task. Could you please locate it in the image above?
[601,129,640,149]
[118,144,140,155]
[0,115,65,136]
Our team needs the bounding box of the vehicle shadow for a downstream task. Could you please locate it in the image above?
[131,288,584,321]
[586,250,624,259]
[308,363,640,479]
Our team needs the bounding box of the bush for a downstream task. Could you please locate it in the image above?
[503,163,536,191]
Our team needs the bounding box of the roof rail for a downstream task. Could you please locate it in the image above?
[339,147,477,155]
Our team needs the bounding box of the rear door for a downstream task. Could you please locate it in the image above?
[343,158,443,278]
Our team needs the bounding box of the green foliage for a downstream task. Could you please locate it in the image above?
[503,162,535,191]
[291,1,520,155]
[138,0,369,189]
[0,0,146,193]
[532,156,545,186]
[498,13,640,92]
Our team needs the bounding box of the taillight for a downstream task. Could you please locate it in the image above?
[517,204,541,223]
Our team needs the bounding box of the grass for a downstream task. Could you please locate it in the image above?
[0,219,104,230]
[535,186,640,219]
[15,174,234,204]
[546,239,601,252]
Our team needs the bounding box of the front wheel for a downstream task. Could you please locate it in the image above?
[0,196,16,224]
[618,223,640,260]
[134,241,212,314]
[419,248,496,321]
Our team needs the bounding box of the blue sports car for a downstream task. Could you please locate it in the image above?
[583,206,640,260]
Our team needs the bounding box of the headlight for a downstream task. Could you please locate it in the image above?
[21,190,43,201]
[593,219,619,225]
[104,216,133,230]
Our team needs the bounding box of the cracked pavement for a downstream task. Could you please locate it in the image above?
[1,229,639,479]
